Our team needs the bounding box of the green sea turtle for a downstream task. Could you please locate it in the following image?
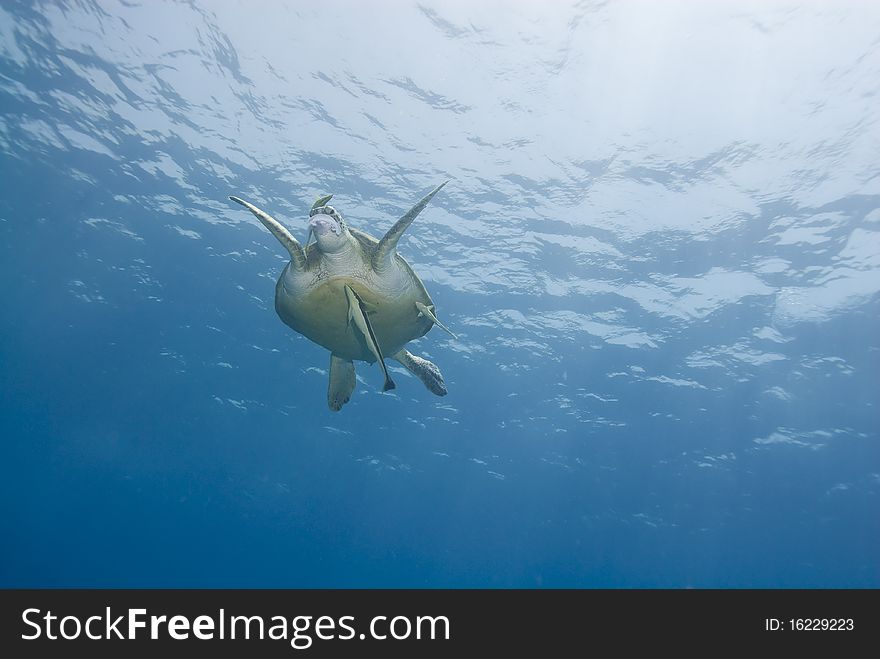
[228,183,454,411]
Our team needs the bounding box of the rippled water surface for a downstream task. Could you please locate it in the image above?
[1,0,878,587]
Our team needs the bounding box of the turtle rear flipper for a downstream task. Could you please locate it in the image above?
[328,353,356,411]
[393,349,447,396]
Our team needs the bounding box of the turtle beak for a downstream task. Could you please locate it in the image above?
[309,215,342,236]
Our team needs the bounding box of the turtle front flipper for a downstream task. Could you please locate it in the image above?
[328,353,356,411]
[393,349,447,396]
[228,196,307,271]
[373,181,448,270]
[344,285,396,392]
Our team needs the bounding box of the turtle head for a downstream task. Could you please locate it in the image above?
[307,196,350,253]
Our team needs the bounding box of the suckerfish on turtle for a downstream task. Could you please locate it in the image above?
[228,183,453,411]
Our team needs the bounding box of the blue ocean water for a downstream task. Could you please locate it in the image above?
[1,0,878,588]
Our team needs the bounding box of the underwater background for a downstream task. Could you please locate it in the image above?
[1,0,878,588]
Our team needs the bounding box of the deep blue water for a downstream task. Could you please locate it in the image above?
[1,0,878,588]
